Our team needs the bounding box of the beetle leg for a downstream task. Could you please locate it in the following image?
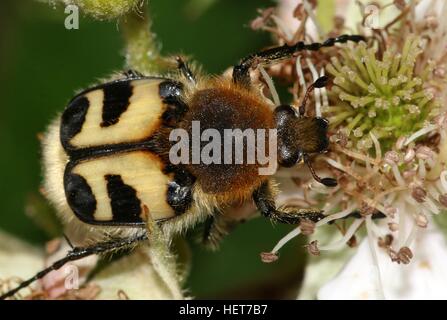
[201,213,240,250]
[253,180,325,224]
[0,232,148,300]
[122,69,145,79]
[233,34,365,88]
[175,56,196,85]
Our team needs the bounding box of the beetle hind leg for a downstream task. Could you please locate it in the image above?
[201,213,240,250]
[0,232,148,300]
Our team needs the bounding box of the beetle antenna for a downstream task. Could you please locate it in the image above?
[299,76,329,116]
[303,154,337,187]
[63,233,74,249]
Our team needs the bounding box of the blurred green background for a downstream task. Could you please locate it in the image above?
[0,0,307,299]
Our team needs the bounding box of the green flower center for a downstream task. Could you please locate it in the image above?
[325,37,440,152]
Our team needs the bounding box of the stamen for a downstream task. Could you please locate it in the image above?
[373,186,408,204]
[271,15,293,43]
[271,228,301,254]
[418,158,426,179]
[440,171,447,192]
[258,65,281,106]
[325,158,362,180]
[397,203,407,248]
[302,0,324,38]
[320,68,329,110]
[315,205,356,227]
[322,192,344,213]
[306,58,323,117]
[270,205,355,254]
[392,165,406,186]
[319,218,364,251]
[404,124,438,146]
[296,56,307,91]
[365,216,386,300]
[423,196,440,214]
[370,132,382,161]
[403,220,417,247]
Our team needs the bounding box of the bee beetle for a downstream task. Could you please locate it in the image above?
[1,34,364,299]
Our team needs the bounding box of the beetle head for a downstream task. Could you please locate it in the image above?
[274,77,337,188]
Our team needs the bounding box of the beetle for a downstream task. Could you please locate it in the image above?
[0,34,364,299]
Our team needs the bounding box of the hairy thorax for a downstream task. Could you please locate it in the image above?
[179,82,275,200]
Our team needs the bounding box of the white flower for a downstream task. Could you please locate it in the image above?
[317,224,447,299]
[261,0,447,300]
[0,230,185,300]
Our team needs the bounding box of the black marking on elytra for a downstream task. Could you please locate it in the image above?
[70,76,167,103]
[159,80,188,126]
[61,96,90,150]
[66,139,158,162]
[64,162,146,227]
[61,76,169,151]
[105,174,143,223]
[64,169,97,224]
[100,81,133,127]
[166,168,195,215]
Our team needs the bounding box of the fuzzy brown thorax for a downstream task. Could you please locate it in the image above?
[179,81,275,200]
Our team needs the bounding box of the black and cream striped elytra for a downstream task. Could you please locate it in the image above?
[0,34,368,300]
[61,77,184,226]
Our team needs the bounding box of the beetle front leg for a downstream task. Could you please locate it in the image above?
[253,181,325,224]
[122,69,145,79]
[175,56,196,84]
[233,34,365,88]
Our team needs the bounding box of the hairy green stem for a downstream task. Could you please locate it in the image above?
[120,8,170,75]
